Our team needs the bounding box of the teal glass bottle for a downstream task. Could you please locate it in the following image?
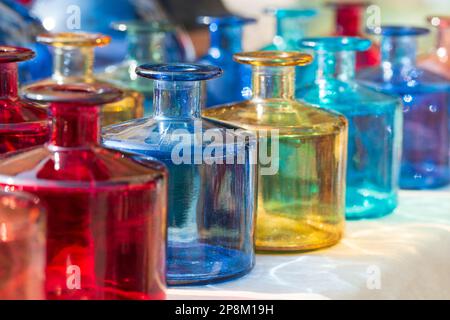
[103,63,257,285]
[298,37,403,219]
[262,8,318,87]
[197,15,256,107]
[102,21,175,116]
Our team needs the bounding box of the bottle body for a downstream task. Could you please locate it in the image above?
[301,86,402,219]
[0,83,168,300]
[198,53,252,107]
[0,147,167,299]
[0,191,45,300]
[298,37,402,219]
[358,27,450,189]
[204,100,347,251]
[197,16,255,107]
[104,118,257,285]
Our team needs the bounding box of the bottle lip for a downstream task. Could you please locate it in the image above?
[234,51,313,67]
[427,16,450,29]
[136,63,223,81]
[299,36,371,52]
[111,20,175,33]
[264,7,317,18]
[197,15,256,26]
[0,46,35,63]
[367,25,430,37]
[22,83,123,105]
[37,32,111,48]
[325,1,372,9]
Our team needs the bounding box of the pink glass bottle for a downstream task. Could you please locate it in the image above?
[0,82,167,300]
[0,191,45,300]
[419,16,450,79]
[327,1,380,69]
[0,46,48,154]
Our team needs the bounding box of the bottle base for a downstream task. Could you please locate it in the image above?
[345,187,397,220]
[167,242,255,286]
[400,164,449,189]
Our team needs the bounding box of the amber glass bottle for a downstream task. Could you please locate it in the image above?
[203,51,348,252]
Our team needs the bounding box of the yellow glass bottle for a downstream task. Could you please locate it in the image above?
[203,51,348,252]
[32,32,143,126]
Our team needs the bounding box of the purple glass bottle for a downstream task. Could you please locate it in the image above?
[358,26,450,189]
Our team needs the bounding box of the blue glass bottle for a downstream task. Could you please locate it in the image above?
[0,0,51,82]
[103,63,257,285]
[197,15,255,107]
[30,0,195,67]
[262,8,318,87]
[298,37,403,219]
[358,27,450,189]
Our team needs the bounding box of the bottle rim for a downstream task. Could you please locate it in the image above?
[299,36,371,52]
[233,51,313,67]
[427,16,450,29]
[136,63,223,81]
[367,25,430,37]
[263,7,317,18]
[0,46,35,63]
[37,32,111,48]
[111,20,175,33]
[197,15,256,26]
[22,82,123,105]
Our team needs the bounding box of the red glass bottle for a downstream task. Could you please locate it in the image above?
[327,1,380,69]
[0,82,167,300]
[0,46,48,154]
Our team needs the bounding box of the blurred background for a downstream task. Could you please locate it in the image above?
[3,0,450,79]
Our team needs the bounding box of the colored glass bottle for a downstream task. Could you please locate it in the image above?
[326,1,380,69]
[33,32,144,127]
[0,191,45,300]
[197,15,255,107]
[103,63,257,285]
[0,82,167,300]
[102,21,174,116]
[203,51,348,251]
[30,0,195,67]
[262,8,317,87]
[298,37,402,219]
[358,26,450,189]
[0,0,52,82]
[0,46,48,154]
[419,16,450,79]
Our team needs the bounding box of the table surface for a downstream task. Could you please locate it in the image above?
[168,190,450,300]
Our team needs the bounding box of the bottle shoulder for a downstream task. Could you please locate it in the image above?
[202,99,348,135]
[299,81,401,115]
[0,99,49,130]
[0,145,166,189]
[102,117,253,159]
[357,66,450,93]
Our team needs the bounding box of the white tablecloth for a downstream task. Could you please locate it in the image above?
[168,190,450,300]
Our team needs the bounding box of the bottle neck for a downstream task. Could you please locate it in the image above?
[381,36,417,78]
[127,32,166,64]
[49,103,100,148]
[436,27,450,59]
[335,6,363,36]
[276,16,308,42]
[251,66,296,100]
[210,24,243,53]
[52,47,95,82]
[0,63,18,100]
[153,80,202,120]
[315,51,356,82]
